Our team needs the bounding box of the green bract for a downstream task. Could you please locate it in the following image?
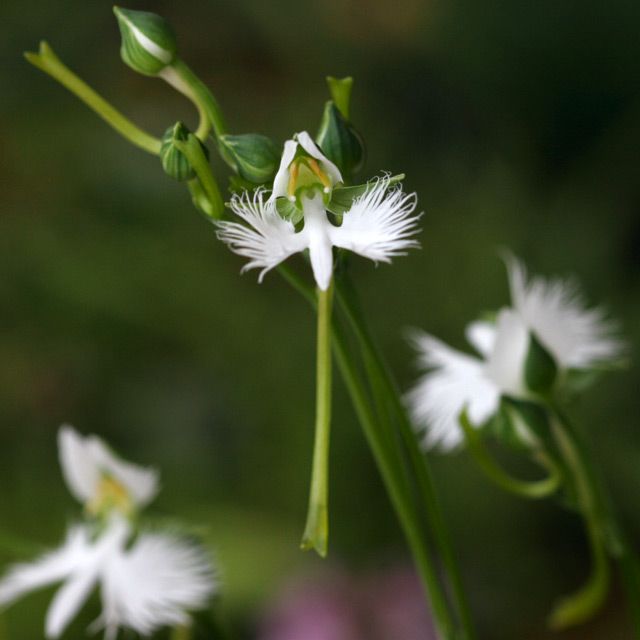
[220,133,280,184]
[114,6,177,76]
[524,333,557,395]
[316,101,365,179]
[326,76,353,119]
[160,122,207,181]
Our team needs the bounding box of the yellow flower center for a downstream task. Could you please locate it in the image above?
[287,156,332,200]
[86,474,133,517]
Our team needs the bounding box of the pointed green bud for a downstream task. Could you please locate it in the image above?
[160,122,207,181]
[219,133,280,184]
[326,76,353,119]
[114,7,177,76]
[316,101,365,178]
[524,333,557,395]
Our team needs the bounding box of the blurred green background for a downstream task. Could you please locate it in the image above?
[1,1,640,638]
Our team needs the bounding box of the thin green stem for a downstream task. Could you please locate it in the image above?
[174,135,224,220]
[276,264,457,640]
[549,406,640,636]
[301,281,334,557]
[334,272,476,640]
[548,416,610,629]
[161,59,232,163]
[160,61,213,141]
[25,41,161,155]
[460,411,561,499]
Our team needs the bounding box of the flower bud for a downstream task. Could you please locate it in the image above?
[219,133,280,184]
[160,122,207,181]
[316,101,365,178]
[114,6,177,76]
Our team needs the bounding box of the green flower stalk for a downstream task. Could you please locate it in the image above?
[24,41,161,155]
[301,282,334,557]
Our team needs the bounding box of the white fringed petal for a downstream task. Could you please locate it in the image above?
[506,256,622,369]
[100,532,217,638]
[406,332,500,451]
[331,179,420,263]
[0,526,91,608]
[216,190,308,281]
[58,426,159,509]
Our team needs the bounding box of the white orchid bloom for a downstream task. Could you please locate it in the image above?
[58,424,159,516]
[270,131,342,202]
[407,257,622,451]
[0,426,217,639]
[216,131,421,291]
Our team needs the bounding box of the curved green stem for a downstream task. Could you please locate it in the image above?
[161,59,230,154]
[547,406,640,635]
[173,135,224,220]
[25,41,161,155]
[548,416,610,628]
[160,61,213,141]
[277,264,458,640]
[334,272,476,640]
[301,281,334,557]
[460,411,561,499]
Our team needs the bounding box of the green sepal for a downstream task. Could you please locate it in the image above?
[316,101,365,178]
[275,197,304,225]
[326,76,353,119]
[326,174,405,216]
[160,122,208,181]
[525,333,557,395]
[114,6,177,76]
[220,133,280,184]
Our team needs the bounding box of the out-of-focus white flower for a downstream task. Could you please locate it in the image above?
[216,131,421,291]
[0,426,216,639]
[407,257,622,451]
[58,425,159,516]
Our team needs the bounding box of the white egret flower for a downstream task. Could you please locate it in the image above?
[216,131,421,291]
[407,257,622,451]
[0,426,217,639]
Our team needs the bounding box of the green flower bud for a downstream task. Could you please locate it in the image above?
[316,101,365,178]
[524,333,557,395]
[219,133,280,184]
[160,122,207,181]
[114,7,177,76]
